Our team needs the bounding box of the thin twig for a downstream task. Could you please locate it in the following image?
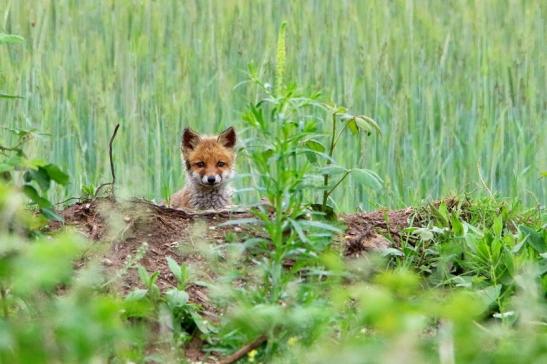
[95,124,120,198]
[325,170,351,200]
[54,196,83,206]
[108,124,120,188]
[218,335,267,364]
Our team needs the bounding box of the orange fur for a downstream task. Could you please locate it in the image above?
[170,127,236,210]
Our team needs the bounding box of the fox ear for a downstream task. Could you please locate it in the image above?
[217,127,236,149]
[182,128,200,153]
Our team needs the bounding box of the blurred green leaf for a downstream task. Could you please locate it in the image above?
[0,33,25,44]
[355,115,381,134]
[22,185,52,208]
[165,288,189,309]
[11,234,84,295]
[43,164,69,185]
[25,168,51,191]
[347,118,359,135]
[351,168,383,190]
[299,220,343,233]
[166,256,183,283]
[519,225,546,253]
[318,165,348,176]
[304,139,325,153]
[137,265,150,285]
[41,207,64,222]
[476,284,502,308]
[0,93,23,99]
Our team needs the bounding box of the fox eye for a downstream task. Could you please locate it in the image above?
[217,161,225,167]
[196,161,205,168]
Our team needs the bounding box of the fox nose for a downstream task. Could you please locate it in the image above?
[207,176,216,185]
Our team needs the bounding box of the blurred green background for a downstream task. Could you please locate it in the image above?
[1,0,545,210]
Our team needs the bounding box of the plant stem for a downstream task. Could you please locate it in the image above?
[332,120,349,151]
[322,112,337,210]
[0,285,9,319]
[324,170,351,202]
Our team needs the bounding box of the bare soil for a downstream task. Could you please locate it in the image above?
[49,197,458,362]
[51,198,460,290]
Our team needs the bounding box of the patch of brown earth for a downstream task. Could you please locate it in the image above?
[53,198,460,295]
[50,197,460,362]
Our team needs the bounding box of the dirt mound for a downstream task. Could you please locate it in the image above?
[48,198,458,362]
[51,198,451,295]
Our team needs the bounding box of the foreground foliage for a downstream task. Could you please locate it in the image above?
[0,182,545,363]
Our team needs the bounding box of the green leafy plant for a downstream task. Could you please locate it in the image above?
[210,22,383,358]
[0,182,139,363]
[1,128,69,221]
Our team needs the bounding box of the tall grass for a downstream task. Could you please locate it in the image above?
[0,0,544,210]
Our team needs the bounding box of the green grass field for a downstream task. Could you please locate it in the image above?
[1,0,544,210]
[1,1,547,363]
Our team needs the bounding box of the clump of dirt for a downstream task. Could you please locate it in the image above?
[342,197,460,256]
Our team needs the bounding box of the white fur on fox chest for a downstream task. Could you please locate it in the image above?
[185,183,232,210]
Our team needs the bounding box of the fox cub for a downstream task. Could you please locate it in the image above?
[170,127,237,210]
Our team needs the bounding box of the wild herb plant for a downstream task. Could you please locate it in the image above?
[396,198,546,315]
[235,23,381,309]
[206,22,381,357]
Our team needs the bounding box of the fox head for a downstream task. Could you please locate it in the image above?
[181,127,237,187]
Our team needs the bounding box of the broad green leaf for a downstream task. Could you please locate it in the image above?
[0,163,14,174]
[166,256,182,281]
[165,288,189,309]
[450,215,465,236]
[381,247,404,257]
[347,118,359,135]
[289,218,309,243]
[44,163,69,185]
[137,265,150,285]
[338,112,354,121]
[190,310,212,334]
[12,234,84,295]
[351,168,383,190]
[299,220,343,233]
[492,215,503,237]
[26,168,51,191]
[125,288,148,301]
[22,158,48,169]
[414,227,434,241]
[355,115,381,134]
[22,185,52,208]
[519,225,546,253]
[5,155,25,167]
[318,165,348,176]
[476,284,502,308]
[304,139,325,153]
[41,207,64,222]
